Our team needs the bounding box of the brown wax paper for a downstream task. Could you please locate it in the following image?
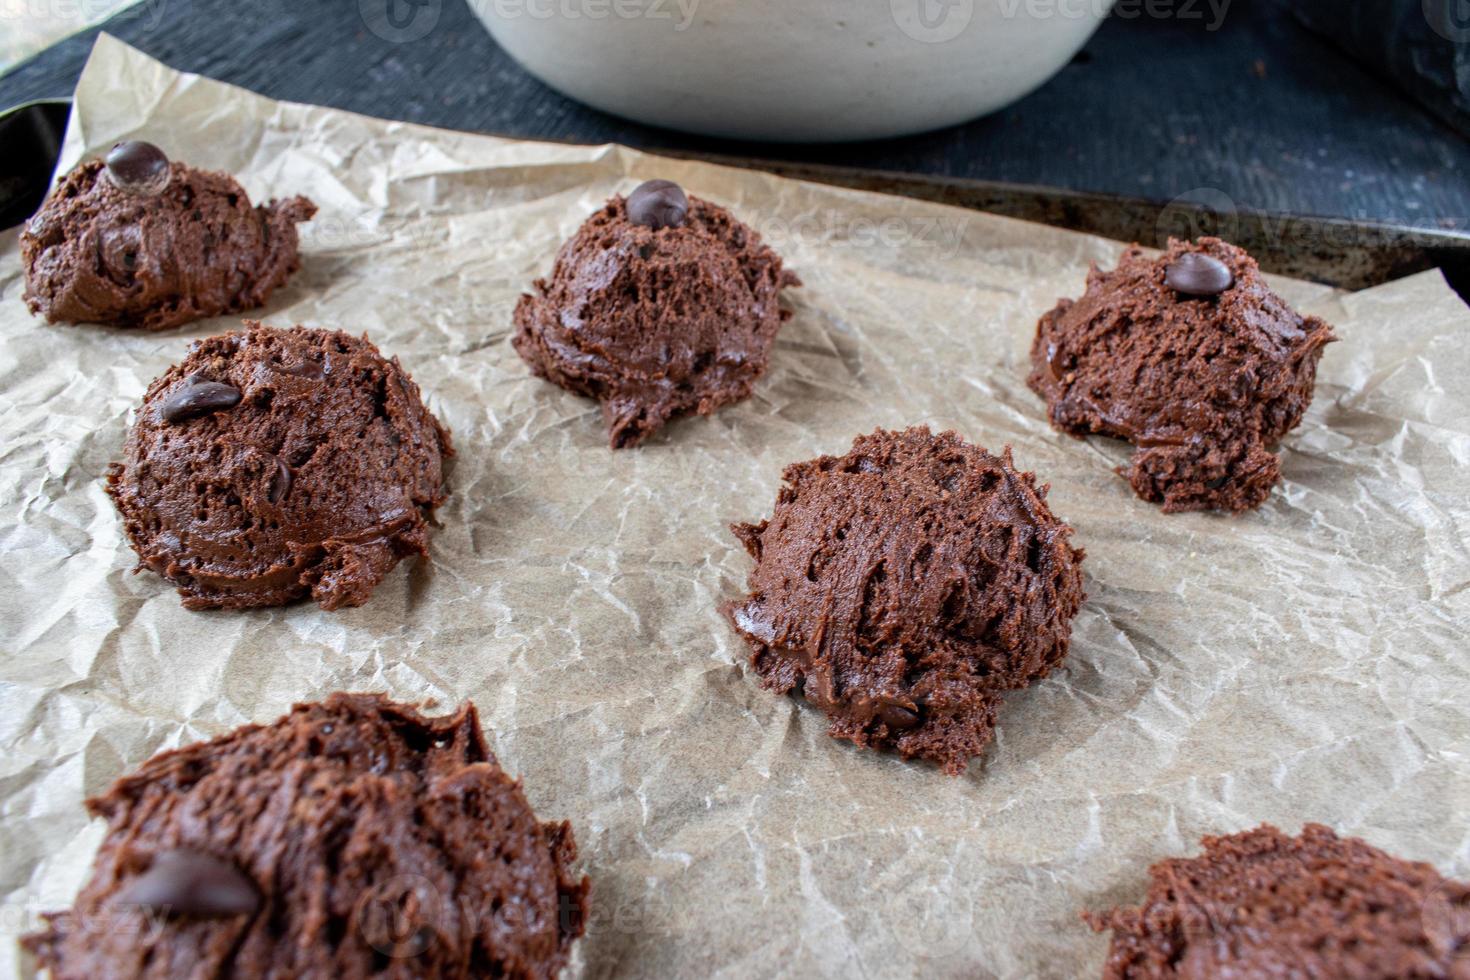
[2,34,1469,980]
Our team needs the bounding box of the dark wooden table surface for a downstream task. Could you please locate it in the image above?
[2,0,1468,268]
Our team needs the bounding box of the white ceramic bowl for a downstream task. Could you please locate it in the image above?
[468,0,1113,142]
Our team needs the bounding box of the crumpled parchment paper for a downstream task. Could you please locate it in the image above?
[1,34,1467,980]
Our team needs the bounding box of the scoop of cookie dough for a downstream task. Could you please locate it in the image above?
[107,323,452,610]
[21,142,316,330]
[23,693,589,980]
[723,427,1086,775]
[1029,237,1336,513]
[512,180,799,448]
[1086,823,1470,978]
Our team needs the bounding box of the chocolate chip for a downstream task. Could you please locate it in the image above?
[117,848,259,918]
[268,458,293,504]
[1205,475,1229,490]
[1164,252,1234,297]
[275,359,324,379]
[1047,342,1071,381]
[626,179,688,230]
[104,141,171,196]
[161,381,241,424]
[876,701,921,730]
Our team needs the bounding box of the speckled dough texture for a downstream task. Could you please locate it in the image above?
[1086,823,1470,979]
[1029,238,1336,513]
[21,159,316,330]
[512,191,799,448]
[107,323,451,610]
[22,693,589,980]
[723,427,1086,775]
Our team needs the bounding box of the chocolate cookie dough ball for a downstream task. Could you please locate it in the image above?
[1086,823,1470,978]
[23,693,589,980]
[22,141,316,330]
[723,427,1086,775]
[107,323,452,610]
[513,178,799,448]
[1029,238,1336,513]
